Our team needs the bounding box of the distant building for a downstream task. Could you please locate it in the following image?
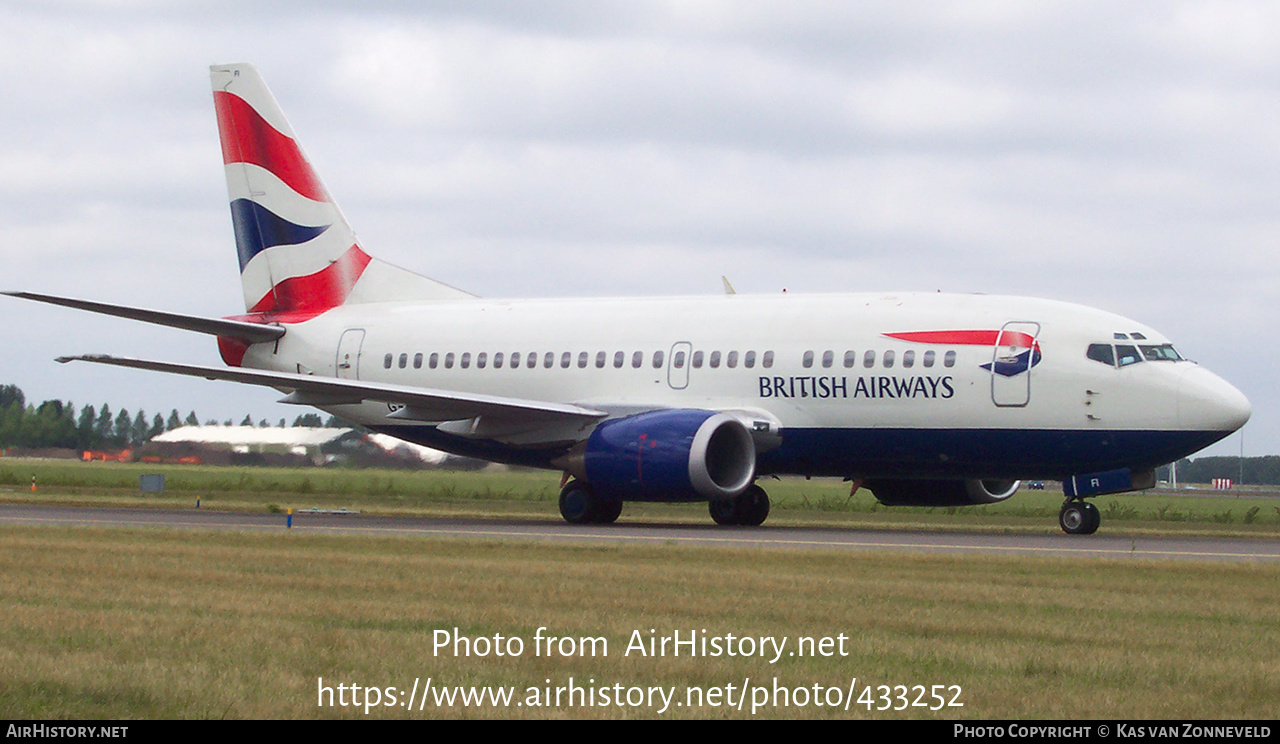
[141,425,465,469]
[145,426,366,466]
[365,433,448,466]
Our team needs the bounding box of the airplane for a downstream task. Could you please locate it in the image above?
[6,63,1251,535]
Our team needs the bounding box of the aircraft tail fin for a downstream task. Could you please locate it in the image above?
[210,63,471,316]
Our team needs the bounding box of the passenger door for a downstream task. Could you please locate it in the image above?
[990,321,1040,407]
[336,329,365,380]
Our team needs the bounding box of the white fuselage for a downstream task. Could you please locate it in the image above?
[236,290,1249,480]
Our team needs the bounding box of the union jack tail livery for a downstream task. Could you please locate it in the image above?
[210,64,469,318]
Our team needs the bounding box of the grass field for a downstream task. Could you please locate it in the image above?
[2,458,1279,537]
[1,525,1277,719]
[1,459,1278,719]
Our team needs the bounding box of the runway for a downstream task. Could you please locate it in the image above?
[2,503,1278,562]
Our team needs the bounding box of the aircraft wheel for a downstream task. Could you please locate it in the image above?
[735,484,770,527]
[709,497,739,525]
[1081,501,1101,535]
[594,497,623,524]
[559,480,598,524]
[1059,501,1097,535]
[709,485,770,526]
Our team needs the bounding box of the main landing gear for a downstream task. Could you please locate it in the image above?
[557,479,772,526]
[1058,499,1100,535]
[558,480,622,524]
[708,484,771,527]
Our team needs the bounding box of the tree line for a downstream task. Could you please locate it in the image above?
[0,384,344,451]
[1161,456,1280,486]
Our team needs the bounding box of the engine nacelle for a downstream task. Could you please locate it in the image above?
[867,478,1020,507]
[579,409,757,501]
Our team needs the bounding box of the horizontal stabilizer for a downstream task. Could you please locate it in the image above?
[56,354,607,425]
[5,291,285,344]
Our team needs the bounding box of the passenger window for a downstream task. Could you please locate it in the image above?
[429,352,439,369]
[596,351,607,369]
[744,351,756,368]
[444,352,455,369]
[674,351,686,368]
[383,353,393,369]
[413,353,423,369]
[1115,345,1142,367]
[843,350,857,368]
[652,350,664,368]
[710,351,721,368]
[477,352,487,369]
[544,352,554,369]
[726,351,738,368]
[692,351,704,369]
[1087,344,1115,366]
[561,351,571,369]
[613,351,625,368]
[528,352,538,368]
[822,350,833,368]
[398,353,408,369]
[802,350,814,368]
[632,351,644,368]
[460,352,470,369]
[943,350,956,368]
[494,352,504,369]
[578,351,588,369]
[902,350,915,368]
[509,352,519,369]
[922,350,935,368]
[883,350,895,368]
[762,351,774,368]
[863,350,876,368]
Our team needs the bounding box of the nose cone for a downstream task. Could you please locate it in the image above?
[1178,366,1251,433]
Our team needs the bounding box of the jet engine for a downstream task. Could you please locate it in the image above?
[570,409,757,501]
[867,478,1020,507]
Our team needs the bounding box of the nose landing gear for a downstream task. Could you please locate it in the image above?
[1059,499,1100,535]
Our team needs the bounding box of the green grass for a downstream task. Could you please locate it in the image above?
[0,526,1276,719]
[1,461,1277,718]
[3,459,1279,537]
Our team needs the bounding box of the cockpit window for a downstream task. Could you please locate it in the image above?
[1087,343,1115,366]
[1141,344,1182,361]
[1115,344,1142,367]
[1089,342,1183,368]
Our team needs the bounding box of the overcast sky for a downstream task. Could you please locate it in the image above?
[0,1,1272,458]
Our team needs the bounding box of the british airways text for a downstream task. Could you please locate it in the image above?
[758,376,954,400]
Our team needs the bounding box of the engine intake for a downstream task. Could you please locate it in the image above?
[578,410,756,501]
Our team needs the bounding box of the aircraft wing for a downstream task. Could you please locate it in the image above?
[56,354,608,426]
